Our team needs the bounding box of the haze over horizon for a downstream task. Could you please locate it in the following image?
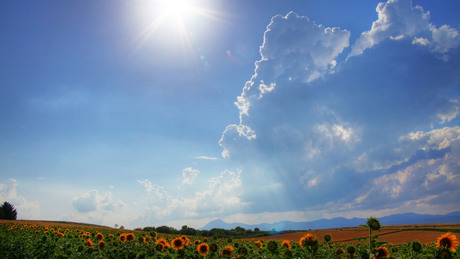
[1,0,460,230]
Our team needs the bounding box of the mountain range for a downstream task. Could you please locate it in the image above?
[200,211,460,231]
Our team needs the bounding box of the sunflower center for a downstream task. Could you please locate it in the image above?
[440,238,452,248]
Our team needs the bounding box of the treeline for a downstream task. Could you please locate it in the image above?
[135,225,292,238]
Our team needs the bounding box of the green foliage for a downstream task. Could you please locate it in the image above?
[0,201,17,220]
[0,220,458,259]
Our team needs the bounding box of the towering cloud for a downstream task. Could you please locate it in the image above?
[219,0,460,216]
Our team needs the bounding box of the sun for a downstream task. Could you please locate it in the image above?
[157,0,192,22]
[133,0,223,54]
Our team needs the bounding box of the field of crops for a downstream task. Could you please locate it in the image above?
[0,219,458,258]
[250,223,460,245]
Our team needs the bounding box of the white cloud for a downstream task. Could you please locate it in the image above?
[317,123,359,144]
[430,24,460,54]
[136,170,246,224]
[349,0,459,58]
[401,126,460,150]
[220,12,350,160]
[437,100,460,124]
[307,177,319,188]
[0,178,40,219]
[66,189,127,227]
[354,127,460,208]
[219,1,460,217]
[258,81,276,98]
[219,124,256,159]
[412,37,429,46]
[182,167,199,185]
[72,190,125,213]
[194,156,218,160]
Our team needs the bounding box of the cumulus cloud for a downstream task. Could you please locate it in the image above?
[137,170,246,223]
[0,178,40,219]
[219,11,350,160]
[72,190,125,213]
[219,0,460,216]
[349,0,460,58]
[182,167,200,185]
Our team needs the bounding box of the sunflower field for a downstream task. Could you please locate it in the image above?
[0,220,458,258]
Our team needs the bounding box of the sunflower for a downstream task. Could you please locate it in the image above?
[96,232,104,241]
[412,241,423,253]
[373,246,390,259]
[324,234,332,243]
[347,246,356,255]
[221,245,234,257]
[367,217,381,231]
[254,240,263,249]
[197,243,210,256]
[171,237,184,250]
[437,232,458,252]
[209,243,218,252]
[180,235,191,245]
[266,240,278,252]
[194,239,201,245]
[238,246,248,256]
[126,233,135,242]
[156,238,168,246]
[281,240,291,250]
[299,233,317,248]
[98,240,105,249]
[85,239,93,248]
[58,232,65,238]
[119,233,126,242]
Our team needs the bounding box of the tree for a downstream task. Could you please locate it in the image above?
[0,201,17,220]
[156,225,178,234]
[180,225,197,236]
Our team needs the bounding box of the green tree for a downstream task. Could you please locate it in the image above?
[0,201,17,220]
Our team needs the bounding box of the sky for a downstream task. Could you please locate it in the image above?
[1,0,460,230]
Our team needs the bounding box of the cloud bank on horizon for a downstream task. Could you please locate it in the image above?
[220,0,460,218]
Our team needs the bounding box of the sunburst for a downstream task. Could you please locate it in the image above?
[133,0,224,56]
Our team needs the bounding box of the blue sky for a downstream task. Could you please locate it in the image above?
[1,0,460,229]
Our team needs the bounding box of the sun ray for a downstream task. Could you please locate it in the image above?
[132,0,227,57]
[132,15,168,50]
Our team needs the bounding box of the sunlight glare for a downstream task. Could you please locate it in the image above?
[158,0,192,22]
[133,0,225,59]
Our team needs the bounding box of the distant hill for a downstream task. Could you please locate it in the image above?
[200,211,460,231]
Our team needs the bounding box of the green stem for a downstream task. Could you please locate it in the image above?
[369,228,372,258]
